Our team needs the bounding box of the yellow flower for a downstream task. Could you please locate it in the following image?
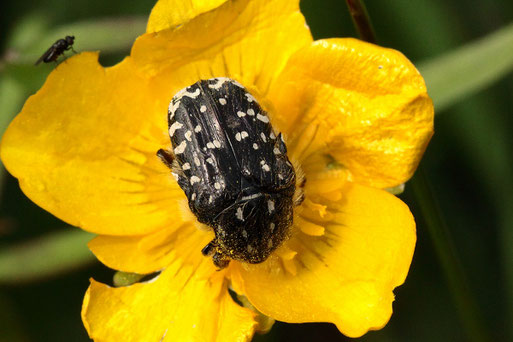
[0,0,434,340]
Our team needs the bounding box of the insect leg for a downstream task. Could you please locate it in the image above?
[202,240,230,269]
[201,240,216,256]
[156,149,174,169]
[212,252,230,269]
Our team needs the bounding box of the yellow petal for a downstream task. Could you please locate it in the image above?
[270,38,434,188]
[0,52,183,236]
[82,260,257,341]
[88,211,218,274]
[88,220,200,274]
[132,0,312,101]
[147,0,228,33]
[233,182,416,337]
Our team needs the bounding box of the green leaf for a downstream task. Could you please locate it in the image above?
[418,22,513,112]
[409,168,492,342]
[4,12,51,52]
[0,74,27,197]
[7,16,146,65]
[0,229,95,283]
[0,75,25,139]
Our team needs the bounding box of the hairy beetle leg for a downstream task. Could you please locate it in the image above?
[201,240,216,256]
[212,252,230,269]
[157,148,174,168]
[202,240,230,269]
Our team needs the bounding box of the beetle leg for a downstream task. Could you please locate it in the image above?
[201,240,216,256]
[157,149,174,169]
[212,252,230,270]
[202,240,230,269]
[294,192,305,206]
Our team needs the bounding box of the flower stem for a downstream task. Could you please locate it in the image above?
[410,167,492,342]
[345,0,377,43]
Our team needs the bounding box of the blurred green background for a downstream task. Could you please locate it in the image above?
[1,0,512,341]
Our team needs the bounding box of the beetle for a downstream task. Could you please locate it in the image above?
[35,35,75,65]
[157,77,299,268]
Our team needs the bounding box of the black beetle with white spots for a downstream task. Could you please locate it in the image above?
[158,77,298,269]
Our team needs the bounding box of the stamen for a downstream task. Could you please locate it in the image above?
[297,198,334,223]
[319,190,342,202]
[275,245,297,261]
[276,245,298,276]
[303,198,327,218]
[282,258,297,276]
[296,216,325,236]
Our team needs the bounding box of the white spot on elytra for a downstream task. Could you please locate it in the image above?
[209,195,213,203]
[174,88,187,99]
[174,141,187,154]
[241,193,262,201]
[169,121,183,136]
[270,223,275,232]
[200,105,207,113]
[247,108,255,116]
[247,245,254,253]
[206,157,215,165]
[236,207,244,221]
[237,111,246,117]
[260,133,267,142]
[231,79,245,88]
[183,88,200,99]
[207,142,215,149]
[194,125,202,132]
[184,130,192,141]
[214,182,221,190]
[273,147,281,155]
[169,101,180,118]
[262,164,270,172]
[242,229,248,239]
[191,193,196,200]
[190,176,200,185]
[252,143,259,150]
[270,132,276,139]
[236,131,249,141]
[245,93,256,103]
[213,140,221,148]
[208,77,228,89]
[257,114,269,123]
[194,156,201,166]
[268,200,275,213]
[219,98,227,105]
[182,162,191,170]
[267,240,273,249]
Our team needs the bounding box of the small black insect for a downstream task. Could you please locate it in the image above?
[158,77,298,269]
[35,35,75,65]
